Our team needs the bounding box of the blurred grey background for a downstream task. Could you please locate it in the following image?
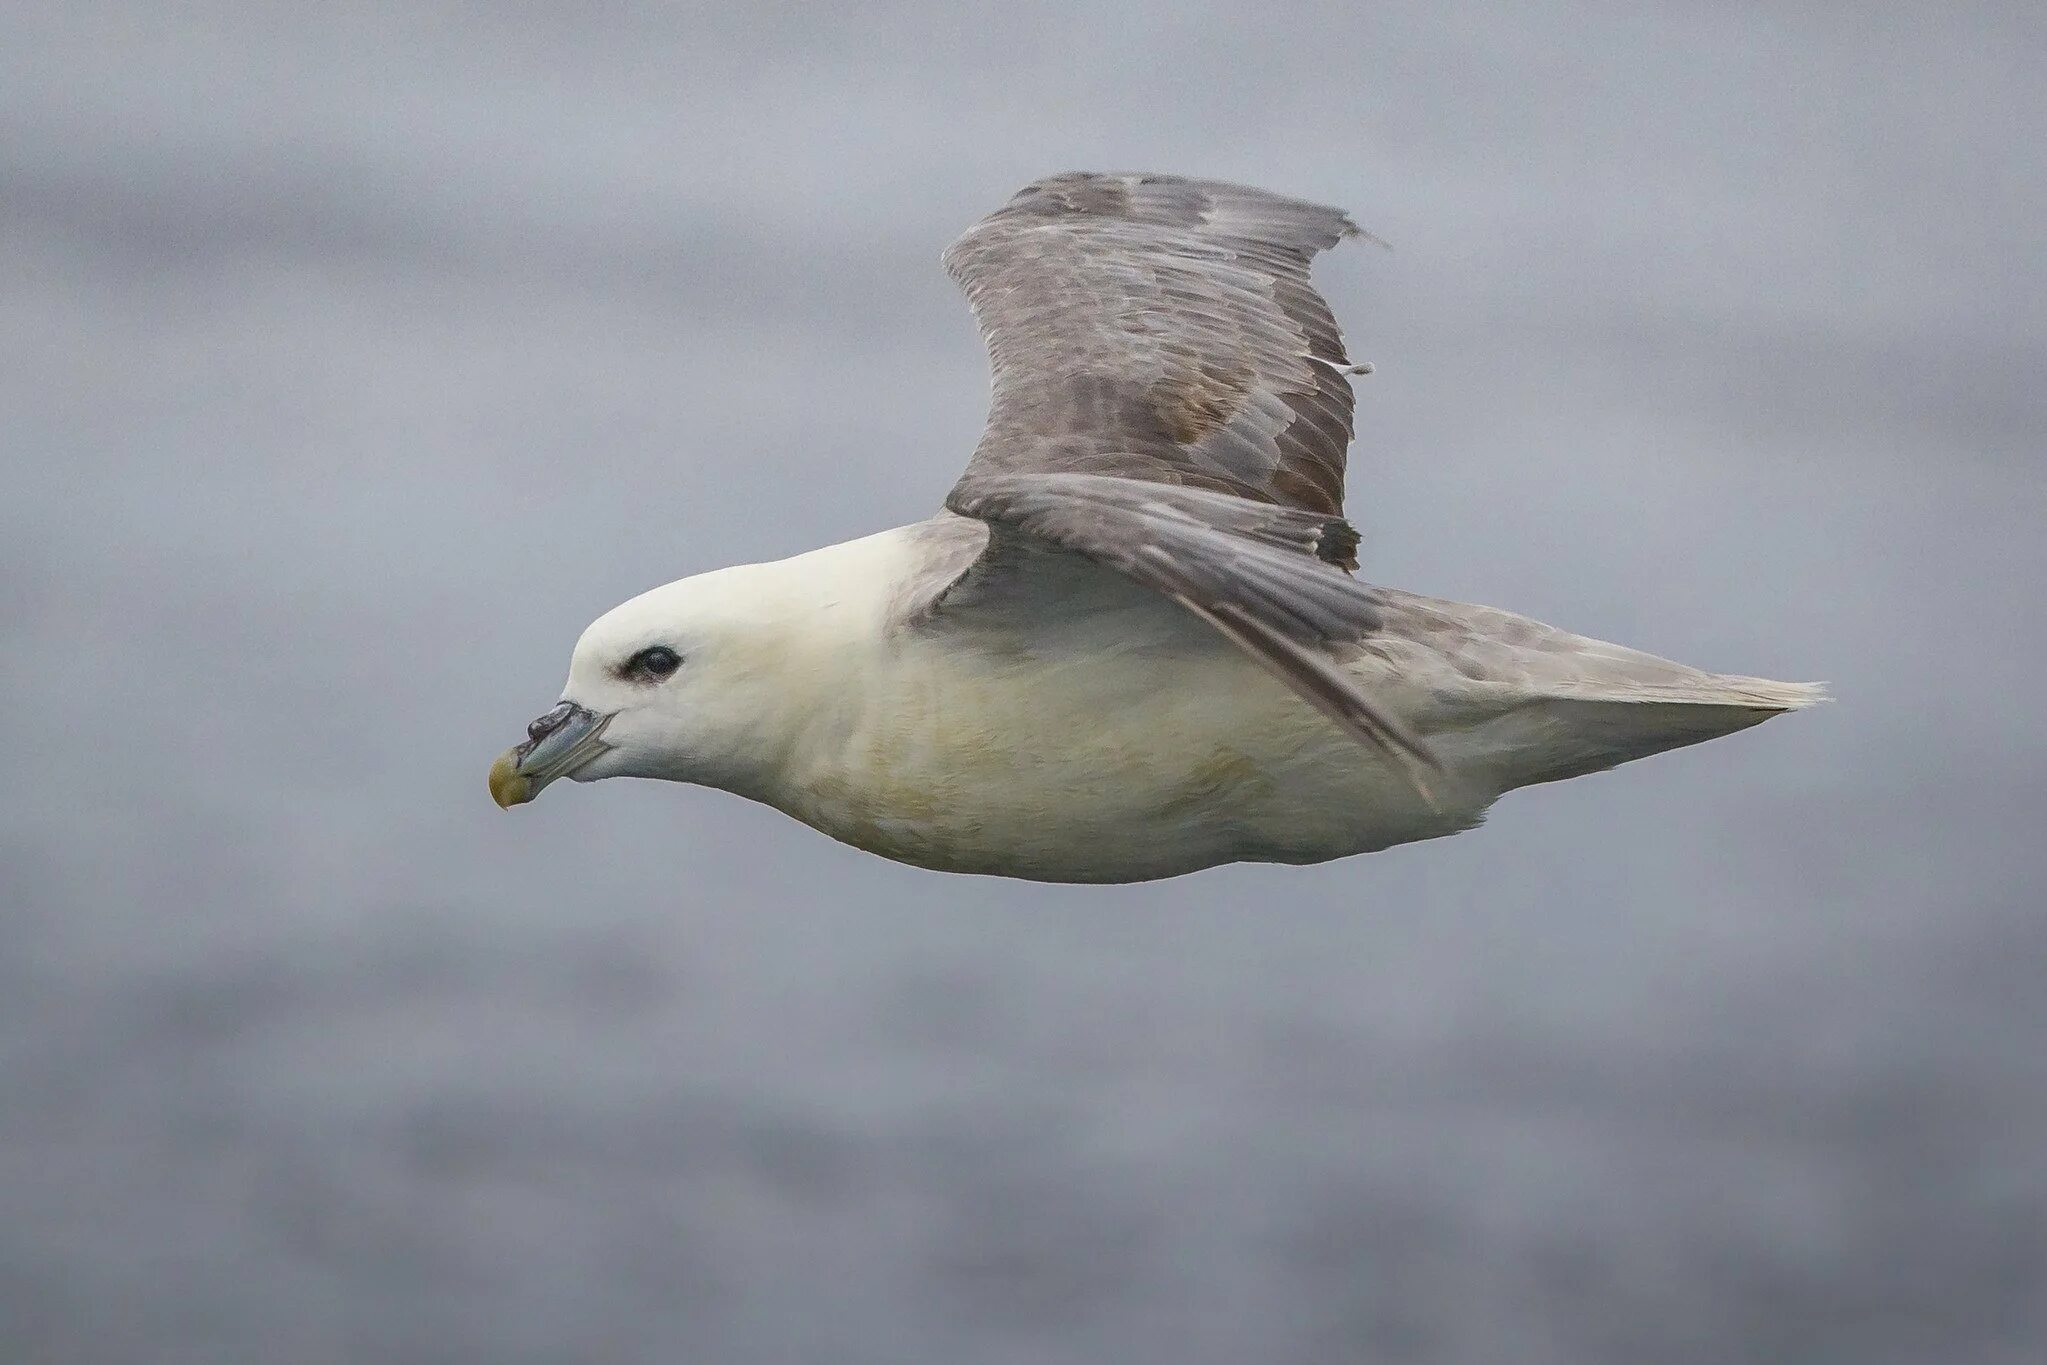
[4,2,2044,1362]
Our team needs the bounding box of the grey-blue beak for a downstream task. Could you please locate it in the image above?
[489,701,612,809]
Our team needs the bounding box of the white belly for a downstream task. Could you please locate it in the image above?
[770,634,1486,883]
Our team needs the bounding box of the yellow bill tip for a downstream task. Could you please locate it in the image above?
[488,750,533,809]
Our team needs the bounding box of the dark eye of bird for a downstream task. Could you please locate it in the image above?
[622,645,682,681]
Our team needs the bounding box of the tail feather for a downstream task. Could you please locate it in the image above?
[1504,675,1826,788]
[1367,589,1826,791]
[1544,673,1829,710]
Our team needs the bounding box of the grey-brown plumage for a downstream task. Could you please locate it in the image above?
[943,171,1369,518]
[936,172,1435,784]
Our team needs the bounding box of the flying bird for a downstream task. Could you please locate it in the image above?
[488,172,1820,882]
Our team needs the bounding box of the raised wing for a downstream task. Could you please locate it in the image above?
[943,170,1373,525]
[933,173,1438,791]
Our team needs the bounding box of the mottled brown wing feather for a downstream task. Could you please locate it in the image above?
[942,171,1369,535]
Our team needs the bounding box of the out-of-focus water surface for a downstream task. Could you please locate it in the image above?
[4,3,2044,1361]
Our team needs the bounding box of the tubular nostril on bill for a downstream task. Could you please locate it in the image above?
[527,701,575,741]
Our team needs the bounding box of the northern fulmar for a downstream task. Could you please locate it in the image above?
[488,172,1820,883]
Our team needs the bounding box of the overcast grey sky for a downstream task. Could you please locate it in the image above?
[4,2,2044,1362]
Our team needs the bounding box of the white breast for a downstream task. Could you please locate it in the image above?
[768,607,1473,882]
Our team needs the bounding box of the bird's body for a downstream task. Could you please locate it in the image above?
[649,518,1444,882]
[536,514,1814,882]
[490,172,1820,882]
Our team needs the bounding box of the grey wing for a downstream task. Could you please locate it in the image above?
[942,170,1372,523]
[946,476,1439,793]
[930,173,1437,791]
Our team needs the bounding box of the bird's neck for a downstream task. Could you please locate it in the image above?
[686,523,942,806]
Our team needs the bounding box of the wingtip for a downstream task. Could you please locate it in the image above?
[1342,219,1393,252]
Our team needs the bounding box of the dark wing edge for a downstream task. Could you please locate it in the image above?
[945,475,1443,799]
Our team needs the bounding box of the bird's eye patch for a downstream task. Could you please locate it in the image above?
[620,645,683,681]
